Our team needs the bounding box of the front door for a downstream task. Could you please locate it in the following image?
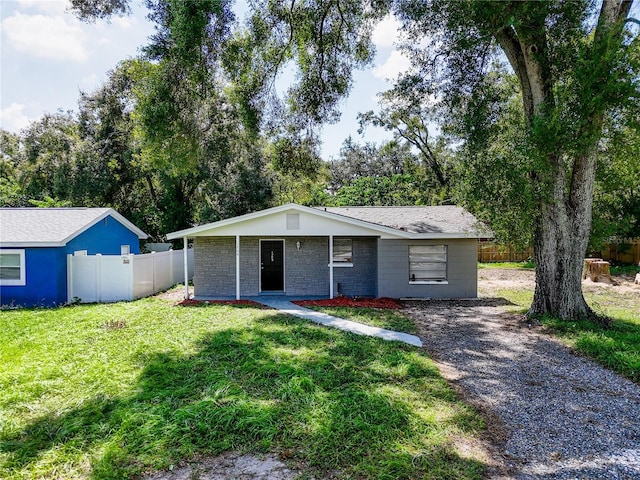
[260,240,284,291]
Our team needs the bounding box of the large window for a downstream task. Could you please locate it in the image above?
[332,238,353,265]
[409,245,447,282]
[0,250,26,286]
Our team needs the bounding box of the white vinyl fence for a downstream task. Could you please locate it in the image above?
[67,249,194,303]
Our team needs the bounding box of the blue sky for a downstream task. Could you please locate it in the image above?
[0,0,408,159]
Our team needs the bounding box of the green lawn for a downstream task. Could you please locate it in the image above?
[0,298,486,479]
[478,261,535,269]
[493,281,640,383]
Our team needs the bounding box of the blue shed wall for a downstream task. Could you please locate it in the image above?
[0,215,141,307]
[0,248,66,307]
[66,216,140,255]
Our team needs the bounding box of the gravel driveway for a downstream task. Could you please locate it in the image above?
[403,299,640,479]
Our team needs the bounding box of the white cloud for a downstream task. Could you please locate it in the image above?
[372,15,402,48]
[80,73,100,90]
[0,103,32,132]
[1,12,88,62]
[373,50,412,81]
[112,16,138,29]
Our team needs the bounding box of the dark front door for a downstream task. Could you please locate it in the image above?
[261,240,284,291]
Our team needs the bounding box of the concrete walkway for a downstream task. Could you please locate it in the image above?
[255,298,422,347]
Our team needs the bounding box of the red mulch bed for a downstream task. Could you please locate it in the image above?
[293,297,402,309]
[174,299,267,308]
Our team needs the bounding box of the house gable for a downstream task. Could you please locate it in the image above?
[66,215,142,255]
[167,204,409,240]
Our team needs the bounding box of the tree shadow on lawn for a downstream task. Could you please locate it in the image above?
[1,312,487,479]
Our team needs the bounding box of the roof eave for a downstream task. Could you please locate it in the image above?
[1,242,66,247]
[408,232,487,239]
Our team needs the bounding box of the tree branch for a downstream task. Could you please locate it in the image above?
[495,26,536,121]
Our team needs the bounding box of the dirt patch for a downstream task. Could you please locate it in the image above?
[477,267,535,295]
[478,267,640,296]
[143,452,303,480]
[582,273,640,295]
[156,285,190,302]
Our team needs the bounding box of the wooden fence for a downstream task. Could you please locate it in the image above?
[478,238,640,265]
[477,242,534,263]
[588,238,640,266]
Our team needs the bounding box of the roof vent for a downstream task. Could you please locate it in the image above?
[286,213,300,230]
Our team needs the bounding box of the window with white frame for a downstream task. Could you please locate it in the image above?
[332,238,353,265]
[409,245,447,282]
[0,249,26,286]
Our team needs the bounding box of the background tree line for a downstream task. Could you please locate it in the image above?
[2,65,636,246]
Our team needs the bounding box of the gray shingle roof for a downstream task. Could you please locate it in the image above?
[320,206,491,236]
[0,208,147,245]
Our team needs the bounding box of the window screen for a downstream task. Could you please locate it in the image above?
[409,245,447,281]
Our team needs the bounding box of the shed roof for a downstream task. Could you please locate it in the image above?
[0,208,148,247]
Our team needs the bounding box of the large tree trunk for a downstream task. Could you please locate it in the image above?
[529,151,599,321]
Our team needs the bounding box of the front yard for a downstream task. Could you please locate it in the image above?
[0,298,486,479]
[2,266,638,479]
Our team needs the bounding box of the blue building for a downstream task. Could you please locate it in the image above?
[0,208,148,307]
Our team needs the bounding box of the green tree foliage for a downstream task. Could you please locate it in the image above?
[358,89,452,196]
[1,59,273,239]
[328,138,405,192]
[19,112,83,204]
[69,0,129,20]
[240,0,378,123]
[77,62,141,209]
[69,0,273,235]
[267,132,326,205]
[448,73,536,247]
[0,130,26,207]
[321,137,446,206]
[592,122,640,244]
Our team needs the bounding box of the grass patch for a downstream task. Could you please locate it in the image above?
[0,298,485,479]
[540,316,640,382]
[307,306,418,335]
[492,284,640,383]
[478,261,535,269]
[610,264,640,275]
